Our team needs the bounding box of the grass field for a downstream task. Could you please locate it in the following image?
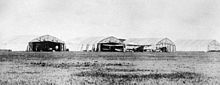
[0,51,220,85]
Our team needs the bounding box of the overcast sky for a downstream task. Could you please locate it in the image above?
[1,0,220,41]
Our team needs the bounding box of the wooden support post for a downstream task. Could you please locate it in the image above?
[123,44,125,52]
[98,43,101,52]
[62,44,64,51]
[60,44,62,51]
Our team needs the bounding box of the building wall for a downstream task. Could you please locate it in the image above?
[208,40,220,52]
[156,38,176,52]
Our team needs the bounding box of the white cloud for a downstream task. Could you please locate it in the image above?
[0,0,220,41]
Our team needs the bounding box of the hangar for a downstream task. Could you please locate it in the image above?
[79,36,125,52]
[125,38,176,52]
[175,40,220,52]
[27,35,66,52]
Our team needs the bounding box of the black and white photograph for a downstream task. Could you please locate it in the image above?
[0,0,220,85]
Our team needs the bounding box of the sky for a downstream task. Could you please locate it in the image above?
[1,0,220,41]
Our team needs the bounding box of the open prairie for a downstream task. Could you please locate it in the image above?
[0,52,220,85]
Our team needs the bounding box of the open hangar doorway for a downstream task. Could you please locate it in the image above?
[27,35,66,52]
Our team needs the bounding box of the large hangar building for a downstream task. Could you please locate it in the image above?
[125,38,176,52]
[78,36,125,52]
[27,35,66,52]
[175,40,220,52]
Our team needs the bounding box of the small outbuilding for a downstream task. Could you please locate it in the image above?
[175,39,220,52]
[125,38,176,52]
[27,35,66,52]
[78,36,125,52]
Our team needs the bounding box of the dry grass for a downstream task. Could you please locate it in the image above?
[73,71,214,85]
[0,51,220,85]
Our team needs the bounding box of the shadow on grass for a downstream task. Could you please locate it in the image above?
[72,70,218,85]
[0,80,56,85]
[75,71,201,80]
[28,61,134,69]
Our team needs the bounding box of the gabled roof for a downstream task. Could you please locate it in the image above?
[29,35,64,43]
